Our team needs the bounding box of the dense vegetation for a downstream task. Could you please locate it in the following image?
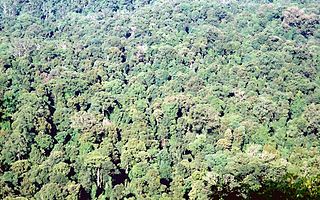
[0,0,319,199]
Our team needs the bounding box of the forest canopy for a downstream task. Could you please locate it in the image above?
[0,0,320,199]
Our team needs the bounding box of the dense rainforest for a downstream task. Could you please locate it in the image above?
[0,0,319,199]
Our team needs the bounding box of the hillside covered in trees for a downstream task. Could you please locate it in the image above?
[0,0,320,199]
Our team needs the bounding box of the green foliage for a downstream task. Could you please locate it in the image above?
[0,0,319,199]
